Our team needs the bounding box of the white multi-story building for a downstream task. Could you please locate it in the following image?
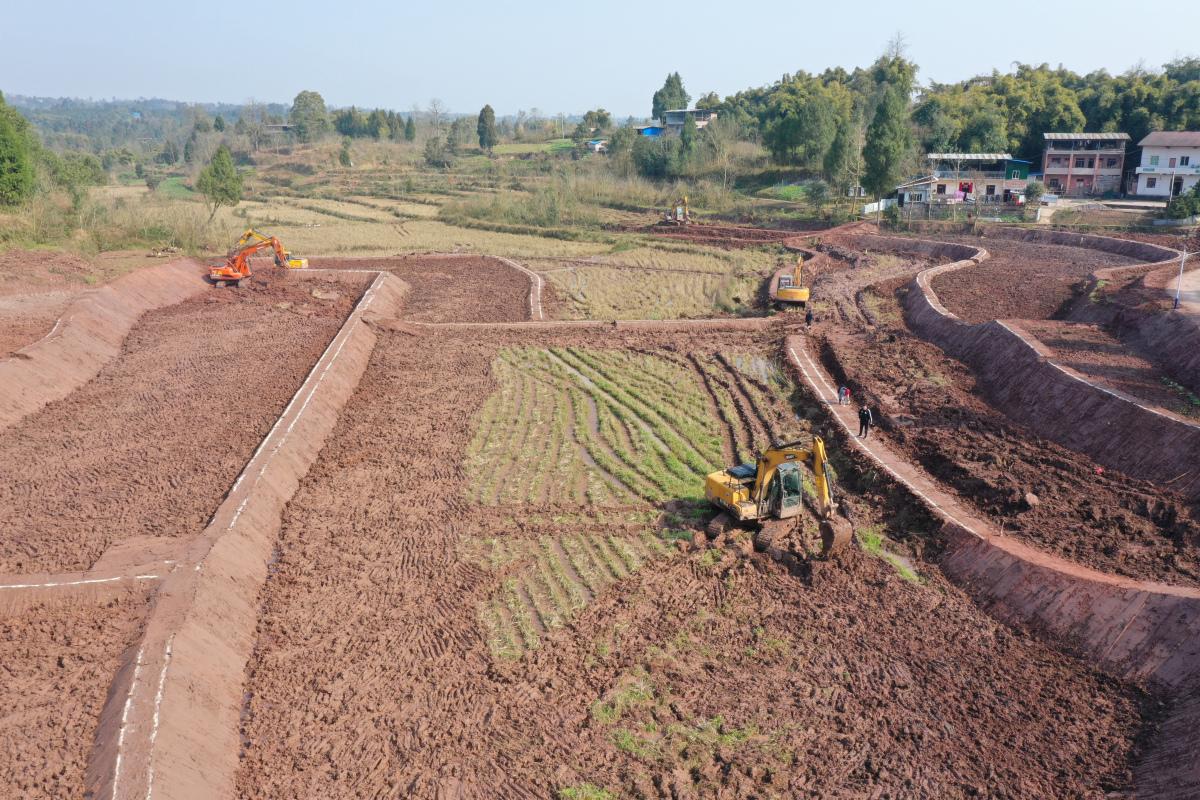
[1134,131,1200,197]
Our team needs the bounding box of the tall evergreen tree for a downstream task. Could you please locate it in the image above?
[196,144,243,221]
[477,105,498,153]
[404,116,416,142]
[651,72,690,121]
[862,86,912,200]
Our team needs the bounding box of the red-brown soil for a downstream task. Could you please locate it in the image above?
[0,250,99,357]
[0,271,362,574]
[1021,320,1200,418]
[645,222,796,249]
[314,255,530,322]
[929,236,1134,323]
[820,278,1200,586]
[236,325,1156,799]
[0,590,148,799]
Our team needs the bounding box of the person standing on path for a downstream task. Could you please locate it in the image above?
[805,308,814,327]
[838,386,850,405]
[858,405,873,438]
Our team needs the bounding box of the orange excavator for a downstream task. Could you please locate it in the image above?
[209,228,308,287]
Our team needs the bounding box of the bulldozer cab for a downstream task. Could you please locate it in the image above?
[766,461,804,519]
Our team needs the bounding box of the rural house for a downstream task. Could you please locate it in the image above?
[896,153,1031,206]
[1041,132,1129,196]
[662,108,717,132]
[1133,131,1200,197]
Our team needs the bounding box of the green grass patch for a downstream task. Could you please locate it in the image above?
[155,176,195,200]
[558,784,614,800]
[857,525,923,584]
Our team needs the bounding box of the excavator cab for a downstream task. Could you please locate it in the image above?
[766,461,804,519]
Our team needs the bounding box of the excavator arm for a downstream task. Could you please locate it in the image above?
[209,230,307,286]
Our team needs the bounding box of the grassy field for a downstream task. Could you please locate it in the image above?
[467,347,724,506]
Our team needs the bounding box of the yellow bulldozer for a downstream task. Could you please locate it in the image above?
[704,436,852,555]
[775,255,811,307]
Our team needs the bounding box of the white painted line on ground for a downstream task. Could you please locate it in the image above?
[111,644,147,800]
[0,573,162,591]
[494,256,544,320]
[143,634,174,800]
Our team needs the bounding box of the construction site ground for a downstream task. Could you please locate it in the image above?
[235,325,1154,800]
[928,235,1135,323]
[0,227,1195,798]
[811,231,1198,586]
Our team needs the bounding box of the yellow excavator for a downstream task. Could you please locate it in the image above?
[704,436,852,555]
[775,255,810,307]
[209,228,308,287]
[662,195,691,225]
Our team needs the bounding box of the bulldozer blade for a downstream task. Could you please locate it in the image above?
[819,518,852,556]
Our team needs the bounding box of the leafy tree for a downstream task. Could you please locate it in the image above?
[652,72,690,121]
[339,138,352,167]
[158,138,180,165]
[825,116,862,192]
[0,97,36,206]
[862,85,912,200]
[183,135,196,164]
[289,90,330,142]
[387,111,404,141]
[680,113,698,156]
[404,116,416,141]
[763,80,839,167]
[808,179,830,212]
[702,116,739,188]
[423,135,452,168]
[446,117,473,154]
[213,115,226,132]
[477,104,498,152]
[195,144,243,221]
[581,109,612,132]
[632,136,680,178]
[695,92,721,109]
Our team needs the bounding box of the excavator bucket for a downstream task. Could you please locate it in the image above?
[819,517,853,556]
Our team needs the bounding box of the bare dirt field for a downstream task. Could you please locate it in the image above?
[820,275,1199,586]
[0,271,362,574]
[1021,320,1200,417]
[235,324,1158,799]
[0,589,149,799]
[314,255,530,323]
[929,236,1134,323]
[0,250,98,356]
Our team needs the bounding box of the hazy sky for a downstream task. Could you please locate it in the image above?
[4,0,1196,116]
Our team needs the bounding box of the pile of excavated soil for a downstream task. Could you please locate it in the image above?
[236,326,1157,799]
[0,590,148,799]
[0,271,363,574]
[822,281,1199,585]
[314,255,530,323]
[930,236,1134,323]
[1021,320,1200,417]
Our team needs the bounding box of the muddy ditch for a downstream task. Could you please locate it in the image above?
[0,271,367,574]
[234,323,1162,799]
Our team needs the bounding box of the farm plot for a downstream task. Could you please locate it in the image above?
[0,590,149,799]
[466,525,676,660]
[466,347,724,505]
[929,235,1134,323]
[0,272,363,574]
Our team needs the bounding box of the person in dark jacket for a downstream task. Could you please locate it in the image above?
[857,405,873,438]
[805,307,814,327]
